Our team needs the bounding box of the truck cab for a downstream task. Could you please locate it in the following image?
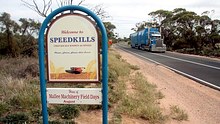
[149,31,166,52]
[130,28,166,52]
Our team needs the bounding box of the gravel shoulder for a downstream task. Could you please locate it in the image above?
[115,47,220,124]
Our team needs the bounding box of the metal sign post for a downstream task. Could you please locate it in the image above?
[38,5,108,124]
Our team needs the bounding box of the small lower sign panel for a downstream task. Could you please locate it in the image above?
[47,88,102,105]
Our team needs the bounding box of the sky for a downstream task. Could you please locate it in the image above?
[1,0,220,38]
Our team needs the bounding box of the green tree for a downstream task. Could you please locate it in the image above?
[170,9,199,49]
[131,21,157,32]
[18,18,41,57]
[146,8,220,55]
[0,12,20,57]
[104,22,116,39]
[0,12,41,57]
[209,19,220,48]
[198,11,220,49]
[148,9,173,49]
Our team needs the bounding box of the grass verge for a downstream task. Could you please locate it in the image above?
[108,49,165,123]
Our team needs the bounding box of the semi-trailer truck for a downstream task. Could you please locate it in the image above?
[130,28,166,52]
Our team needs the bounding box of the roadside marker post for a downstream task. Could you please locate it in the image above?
[38,5,108,124]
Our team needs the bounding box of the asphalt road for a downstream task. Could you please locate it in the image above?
[115,44,220,90]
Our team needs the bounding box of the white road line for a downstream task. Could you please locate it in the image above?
[117,46,220,90]
[162,63,220,90]
[150,53,220,70]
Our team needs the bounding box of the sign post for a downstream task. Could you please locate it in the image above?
[38,5,108,124]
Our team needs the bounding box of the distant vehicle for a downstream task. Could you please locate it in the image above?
[130,28,166,52]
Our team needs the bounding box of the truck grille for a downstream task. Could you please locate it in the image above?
[156,39,163,47]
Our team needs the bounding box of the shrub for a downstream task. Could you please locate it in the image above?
[7,81,41,110]
[108,50,131,83]
[108,79,126,104]
[129,65,140,70]
[0,102,9,116]
[109,110,122,124]
[31,109,41,120]
[0,113,29,124]
[22,63,39,77]
[127,41,131,45]
[170,105,188,121]
[79,105,102,111]
[48,120,62,124]
[109,69,118,82]
[48,120,77,124]
[55,105,80,119]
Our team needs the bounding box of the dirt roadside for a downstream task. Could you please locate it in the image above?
[76,47,220,124]
[116,47,220,124]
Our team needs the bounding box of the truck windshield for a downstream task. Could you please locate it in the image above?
[151,36,160,40]
[150,32,161,40]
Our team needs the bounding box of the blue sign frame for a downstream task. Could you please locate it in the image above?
[38,5,108,124]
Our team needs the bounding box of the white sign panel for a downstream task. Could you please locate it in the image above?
[46,14,100,82]
[47,88,102,105]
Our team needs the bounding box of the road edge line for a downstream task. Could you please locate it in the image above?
[117,46,220,91]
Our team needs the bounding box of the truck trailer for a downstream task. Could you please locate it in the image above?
[130,28,166,52]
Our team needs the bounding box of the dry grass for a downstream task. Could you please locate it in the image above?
[0,57,98,123]
[108,49,165,124]
[0,57,40,122]
[116,73,165,123]
[170,105,188,121]
[0,57,38,78]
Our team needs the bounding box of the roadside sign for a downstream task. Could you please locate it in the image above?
[46,14,100,83]
[47,88,102,105]
[38,6,108,124]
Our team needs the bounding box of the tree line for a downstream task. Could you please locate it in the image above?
[0,11,117,58]
[0,0,117,58]
[0,12,41,57]
[133,8,220,56]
